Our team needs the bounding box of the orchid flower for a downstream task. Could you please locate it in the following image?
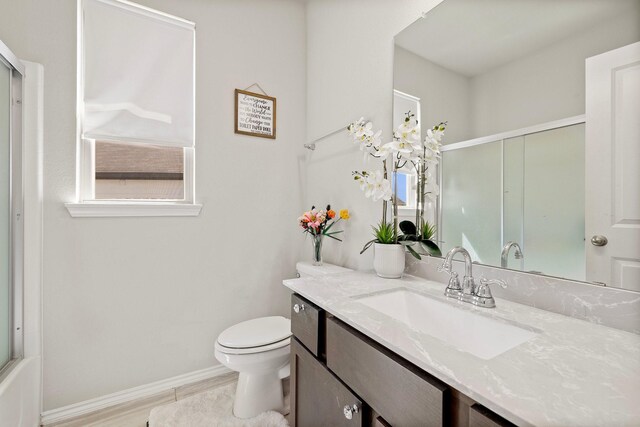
[353,170,392,202]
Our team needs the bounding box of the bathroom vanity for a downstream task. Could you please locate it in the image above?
[283,272,640,426]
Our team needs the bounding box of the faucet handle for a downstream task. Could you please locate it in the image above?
[473,277,507,308]
[444,271,463,297]
[476,277,507,298]
[438,261,452,274]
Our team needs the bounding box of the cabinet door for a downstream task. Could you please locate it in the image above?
[291,338,364,427]
[326,317,447,426]
[291,294,323,357]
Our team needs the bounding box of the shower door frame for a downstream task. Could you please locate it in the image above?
[437,114,586,258]
[0,39,24,382]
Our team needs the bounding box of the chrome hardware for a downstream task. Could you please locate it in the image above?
[591,235,608,247]
[293,303,305,313]
[440,246,507,308]
[295,272,301,278]
[343,404,359,420]
[500,241,523,268]
[442,246,476,296]
[439,263,463,298]
[445,271,462,298]
[473,277,507,308]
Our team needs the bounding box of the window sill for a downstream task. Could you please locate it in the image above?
[65,202,203,218]
[397,206,417,216]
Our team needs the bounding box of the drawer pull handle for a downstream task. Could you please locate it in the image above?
[343,404,359,420]
[293,303,305,313]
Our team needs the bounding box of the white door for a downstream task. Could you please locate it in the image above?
[585,42,640,291]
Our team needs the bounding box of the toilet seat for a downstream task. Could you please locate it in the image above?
[216,316,291,355]
[216,337,291,355]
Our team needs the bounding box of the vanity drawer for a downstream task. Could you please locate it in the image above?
[469,405,516,427]
[291,294,323,357]
[291,337,365,427]
[326,317,447,426]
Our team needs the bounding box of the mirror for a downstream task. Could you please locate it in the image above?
[393,0,640,291]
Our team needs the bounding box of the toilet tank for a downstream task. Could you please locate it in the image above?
[296,261,352,278]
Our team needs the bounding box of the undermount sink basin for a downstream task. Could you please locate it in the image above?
[355,289,537,360]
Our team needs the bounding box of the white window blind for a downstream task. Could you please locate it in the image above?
[80,0,195,148]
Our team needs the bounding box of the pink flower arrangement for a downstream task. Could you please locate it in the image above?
[298,205,349,240]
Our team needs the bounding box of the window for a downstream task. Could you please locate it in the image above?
[67,0,200,217]
[94,141,184,200]
[393,90,421,211]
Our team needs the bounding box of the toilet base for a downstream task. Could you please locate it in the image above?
[233,371,285,419]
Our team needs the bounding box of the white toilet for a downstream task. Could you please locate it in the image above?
[215,262,353,419]
[215,316,291,419]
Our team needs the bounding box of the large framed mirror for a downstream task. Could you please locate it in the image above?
[393,0,640,291]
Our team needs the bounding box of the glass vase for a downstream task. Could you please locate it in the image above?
[311,234,323,266]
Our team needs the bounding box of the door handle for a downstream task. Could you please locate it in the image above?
[343,404,359,420]
[590,235,608,246]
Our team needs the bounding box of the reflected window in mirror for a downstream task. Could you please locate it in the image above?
[392,90,420,212]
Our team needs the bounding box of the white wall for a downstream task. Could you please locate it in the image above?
[0,0,306,410]
[305,0,443,270]
[393,46,472,144]
[471,11,640,137]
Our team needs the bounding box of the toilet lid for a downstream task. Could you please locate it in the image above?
[217,316,291,349]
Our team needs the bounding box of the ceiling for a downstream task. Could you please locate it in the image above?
[395,0,640,77]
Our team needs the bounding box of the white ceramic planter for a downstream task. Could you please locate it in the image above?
[373,243,406,279]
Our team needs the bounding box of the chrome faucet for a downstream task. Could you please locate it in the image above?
[500,241,523,268]
[439,246,507,308]
[440,246,475,297]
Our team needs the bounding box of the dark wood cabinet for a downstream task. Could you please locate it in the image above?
[291,337,365,427]
[291,293,323,357]
[469,405,516,427]
[326,317,447,426]
[290,293,518,427]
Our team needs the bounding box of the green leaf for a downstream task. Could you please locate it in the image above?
[421,220,437,241]
[327,235,343,242]
[324,220,337,233]
[399,220,417,236]
[371,221,396,244]
[360,239,377,254]
[406,244,422,260]
[420,239,442,257]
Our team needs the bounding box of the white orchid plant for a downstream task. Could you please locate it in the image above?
[347,113,446,259]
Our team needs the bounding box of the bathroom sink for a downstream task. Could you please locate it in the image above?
[355,289,537,360]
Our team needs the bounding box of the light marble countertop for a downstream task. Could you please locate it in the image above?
[283,271,640,427]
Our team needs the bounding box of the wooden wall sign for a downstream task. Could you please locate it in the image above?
[234,89,277,139]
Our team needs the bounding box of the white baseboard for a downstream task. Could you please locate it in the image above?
[41,364,232,425]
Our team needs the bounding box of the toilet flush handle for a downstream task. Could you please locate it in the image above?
[293,303,305,314]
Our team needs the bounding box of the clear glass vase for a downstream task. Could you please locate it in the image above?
[311,234,323,266]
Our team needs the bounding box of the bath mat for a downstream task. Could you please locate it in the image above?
[149,382,289,427]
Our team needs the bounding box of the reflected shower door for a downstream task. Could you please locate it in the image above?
[523,124,586,280]
[0,60,10,368]
[441,141,502,266]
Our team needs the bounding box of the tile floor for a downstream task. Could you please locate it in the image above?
[45,372,240,427]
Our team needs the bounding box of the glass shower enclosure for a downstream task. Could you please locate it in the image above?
[439,121,585,281]
[0,40,23,378]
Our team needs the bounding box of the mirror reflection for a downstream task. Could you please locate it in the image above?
[393,0,640,291]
